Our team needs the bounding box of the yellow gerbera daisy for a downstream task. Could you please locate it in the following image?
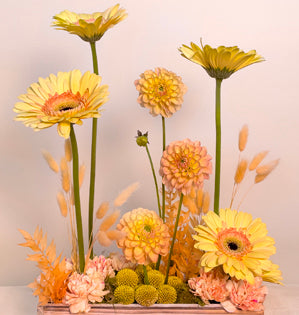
[193,208,276,284]
[52,4,127,43]
[14,70,109,138]
[179,41,264,79]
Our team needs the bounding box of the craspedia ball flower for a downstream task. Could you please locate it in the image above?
[117,208,170,265]
[179,41,264,80]
[135,264,153,283]
[193,208,276,284]
[14,70,109,138]
[159,139,212,195]
[167,276,184,291]
[114,285,135,305]
[115,269,139,288]
[134,68,187,118]
[52,4,127,43]
[135,285,158,307]
[157,285,177,304]
[147,270,165,288]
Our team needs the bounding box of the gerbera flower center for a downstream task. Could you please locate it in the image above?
[216,227,252,258]
[42,91,87,116]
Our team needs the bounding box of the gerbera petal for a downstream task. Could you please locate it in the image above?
[57,122,71,138]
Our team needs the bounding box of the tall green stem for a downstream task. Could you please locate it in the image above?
[164,193,184,283]
[88,42,99,258]
[70,124,85,272]
[161,116,166,221]
[145,144,161,217]
[214,79,222,215]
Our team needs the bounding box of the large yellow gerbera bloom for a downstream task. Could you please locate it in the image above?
[52,4,127,43]
[193,208,276,284]
[179,41,264,79]
[14,70,109,138]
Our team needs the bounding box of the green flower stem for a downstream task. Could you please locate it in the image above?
[214,78,223,215]
[161,116,166,221]
[88,42,99,258]
[164,193,184,284]
[157,116,166,271]
[143,265,149,285]
[145,144,161,218]
[70,124,85,273]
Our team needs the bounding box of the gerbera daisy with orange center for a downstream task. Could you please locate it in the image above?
[134,68,187,118]
[159,139,212,195]
[193,208,276,283]
[14,70,109,138]
[52,4,127,43]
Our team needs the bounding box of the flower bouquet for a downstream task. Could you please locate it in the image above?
[15,4,282,314]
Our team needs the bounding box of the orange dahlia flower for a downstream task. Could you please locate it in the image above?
[117,208,170,265]
[134,68,187,118]
[159,139,212,195]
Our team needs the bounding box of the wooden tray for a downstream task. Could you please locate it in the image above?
[37,304,264,314]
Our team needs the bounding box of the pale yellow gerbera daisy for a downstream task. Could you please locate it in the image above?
[193,208,276,284]
[14,70,109,138]
[179,41,264,79]
[52,4,127,43]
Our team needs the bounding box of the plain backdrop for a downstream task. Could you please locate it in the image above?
[0,0,298,287]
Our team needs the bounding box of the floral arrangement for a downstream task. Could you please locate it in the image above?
[15,4,282,314]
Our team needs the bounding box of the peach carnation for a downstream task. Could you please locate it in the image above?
[64,272,108,313]
[117,208,170,265]
[134,67,187,118]
[159,139,212,195]
[222,277,268,312]
[85,255,115,281]
[188,268,229,304]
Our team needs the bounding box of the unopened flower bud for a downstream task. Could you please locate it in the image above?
[136,130,149,147]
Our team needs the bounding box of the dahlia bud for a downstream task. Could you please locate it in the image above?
[136,130,149,147]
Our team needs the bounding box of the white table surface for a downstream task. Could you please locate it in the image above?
[1,284,298,315]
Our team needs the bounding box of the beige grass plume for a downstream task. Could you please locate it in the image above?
[234,159,248,184]
[79,164,85,188]
[255,159,280,183]
[99,210,121,232]
[56,192,68,217]
[42,150,59,173]
[238,124,249,152]
[60,157,70,193]
[113,182,140,207]
[202,192,210,214]
[249,151,269,170]
[97,231,112,247]
[64,139,72,162]
[96,201,110,219]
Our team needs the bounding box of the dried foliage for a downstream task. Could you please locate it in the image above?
[238,124,248,152]
[19,227,71,305]
[161,188,204,281]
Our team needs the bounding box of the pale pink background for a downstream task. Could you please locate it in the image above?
[0,0,298,286]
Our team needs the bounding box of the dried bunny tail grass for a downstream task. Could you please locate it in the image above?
[202,192,210,214]
[64,139,72,162]
[234,159,248,184]
[113,182,140,207]
[99,210,120,231]
[96,202,110,219]
[106,230,126,241]
[70,189,75,205]
[183,195,198,214]
[238,124,249,152]
[249,151,269,171]
[188,187,197,199]
[256,159,280,176]
[196,189,204,209]
[42,150,59,173]
[57,192,68,217]
[97,231,112,247]
[79,164,85,188]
